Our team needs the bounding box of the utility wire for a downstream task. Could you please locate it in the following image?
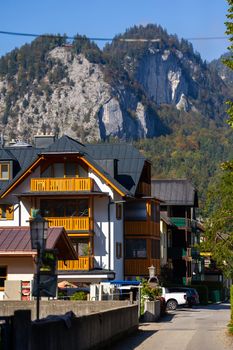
[0,30,228,42]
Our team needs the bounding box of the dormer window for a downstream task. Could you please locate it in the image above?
[0,163,10,180]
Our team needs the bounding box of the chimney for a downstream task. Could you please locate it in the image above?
[34,133,56,148]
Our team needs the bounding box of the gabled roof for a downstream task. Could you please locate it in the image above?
[42,134,86,154]
[151,179,198,207]
[0,148,17,161]
[0,135,146,198]
[87,143,145,194]
[0,226,77,260]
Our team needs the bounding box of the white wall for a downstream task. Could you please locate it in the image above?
[0,162,125,280]
[160,220,168,266]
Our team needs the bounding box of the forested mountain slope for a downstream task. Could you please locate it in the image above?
[0,24,232,206]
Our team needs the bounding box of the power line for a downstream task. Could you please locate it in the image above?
[0,30,229,42]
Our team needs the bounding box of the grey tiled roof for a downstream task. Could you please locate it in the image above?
[0,136,146,197]
[151,179,198,206]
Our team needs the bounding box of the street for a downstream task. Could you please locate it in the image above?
[111,303,233,350]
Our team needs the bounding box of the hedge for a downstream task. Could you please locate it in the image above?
[231,285,233,323]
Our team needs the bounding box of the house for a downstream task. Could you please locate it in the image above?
[0,134,160,288]
[0,226,77,300]
[151,179,200,285]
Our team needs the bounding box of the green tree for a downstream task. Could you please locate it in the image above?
[202,0,233,278]
[223,0,233,128]
[203,169,233,278]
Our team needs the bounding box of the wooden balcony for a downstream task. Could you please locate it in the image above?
[124,258,160,276]
[125,221,160,237]
[47,217,91,231]
[58,256,94,271]
[31,177,93,192]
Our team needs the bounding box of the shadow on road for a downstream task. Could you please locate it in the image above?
[110,329,157,349]
[195,303,230,311]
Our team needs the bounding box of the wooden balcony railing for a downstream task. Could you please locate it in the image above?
[58,256,94,271]
[31,177,93,192]
[46,217,91,231]
[124,258,160,276]
[125,221,160,237]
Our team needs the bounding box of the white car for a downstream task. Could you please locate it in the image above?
[161,287,187,310]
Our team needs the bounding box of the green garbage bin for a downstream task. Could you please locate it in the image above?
[210,290,220,303]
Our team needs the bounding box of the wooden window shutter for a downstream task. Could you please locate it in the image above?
[6,206,14,220]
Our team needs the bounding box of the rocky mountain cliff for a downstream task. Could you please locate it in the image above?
[0,25,231,144]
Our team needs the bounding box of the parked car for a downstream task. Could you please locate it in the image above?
[161,287,188,310]
[166,287,200,307]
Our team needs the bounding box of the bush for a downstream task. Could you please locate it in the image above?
[192,281,224,302]
[70,291,88,301]
[228,286,233,335]
[231,285,233,324]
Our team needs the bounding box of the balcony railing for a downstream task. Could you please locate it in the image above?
[31,177,93,192]
[58,256,94,271]
[170,217,192,228]
[46,217,91,231]
[125,221,160,237]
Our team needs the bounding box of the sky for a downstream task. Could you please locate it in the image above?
[0,0,229,62]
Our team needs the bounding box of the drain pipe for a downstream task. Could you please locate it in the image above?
[108,197,112,271]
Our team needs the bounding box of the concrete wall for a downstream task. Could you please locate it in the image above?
[10,303,138,350]
[31,305,138,350]
[143,300,161,322]
[0,300,133,320]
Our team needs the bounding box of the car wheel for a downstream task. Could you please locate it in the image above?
[166,299,178,310]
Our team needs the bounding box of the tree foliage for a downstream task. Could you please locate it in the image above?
[202,1,233,278]
[203,170,233,278]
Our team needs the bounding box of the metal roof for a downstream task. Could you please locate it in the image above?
[151,179,198,206]
[0,226,77,259]
[87,143,145,194]
[0,136,146,197]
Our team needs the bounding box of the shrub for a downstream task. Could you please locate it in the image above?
[70,291,88,301]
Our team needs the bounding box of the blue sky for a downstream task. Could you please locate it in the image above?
[0,0,229,62]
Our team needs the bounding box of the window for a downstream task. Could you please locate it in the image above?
[0,163,10,180]
[41,199,89,217]
[0,266,7,290]
[116,204,122,220]
[0,205,14,220]
[71,238,90,256]
[116,242,122,259]
[125,239,147,258]
[151,202,160,222]
[41,162,88,178]
[125,201,147,221]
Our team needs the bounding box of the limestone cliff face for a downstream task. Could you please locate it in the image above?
[0,39,228,144]
[134,48,198,112]
[0,47,158,143]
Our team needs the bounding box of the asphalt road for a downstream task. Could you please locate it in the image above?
[112,303,233,350]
